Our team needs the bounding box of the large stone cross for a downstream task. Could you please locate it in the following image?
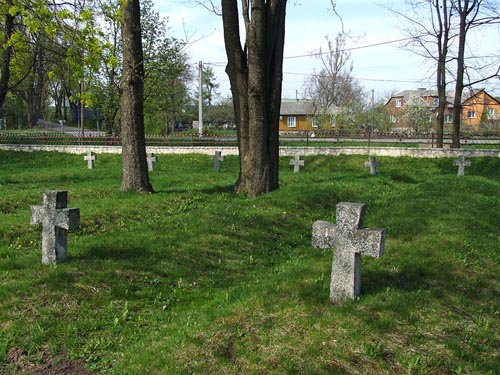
[290,153,305,173]
[30,191,80,264]
[364,156,381,175]
[312,202,386,303]
[84,150,96,169]
[147,152,157,171]
[212,150,224,172]
[453,154,471,176]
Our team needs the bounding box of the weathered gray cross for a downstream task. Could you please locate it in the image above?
[312,202,386,303]
[290,153,305,173]
[30,190,80,264]
[84,150,96,169]
[212,150,224,172]
[453,154,471,176]
[147,152,157,171]
[364,156,381,175]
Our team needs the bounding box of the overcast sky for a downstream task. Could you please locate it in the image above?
[155,0,500,101]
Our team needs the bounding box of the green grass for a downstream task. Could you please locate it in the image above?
[1,150,499,374]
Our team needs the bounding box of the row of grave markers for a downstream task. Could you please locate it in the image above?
[87,150,223,172]
[30,190,385,303]
[84,150,158,171]
[290,153,472,176]
[83,149,474,176]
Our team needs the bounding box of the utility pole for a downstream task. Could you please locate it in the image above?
[198,61,203,137]
[80,80,85,135]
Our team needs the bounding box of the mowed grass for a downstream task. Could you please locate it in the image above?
[0,150,499,375]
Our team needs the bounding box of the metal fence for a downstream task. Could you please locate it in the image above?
[1,130,500,148]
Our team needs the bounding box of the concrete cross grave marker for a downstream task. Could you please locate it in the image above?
[453,154,471,176]
[147,152,157,171]
[30,190,80,264]
[84,150,96,169]
[364,156,381,175]
[290,153,305,173]
[312,202,386,303]
[212,150,224,172]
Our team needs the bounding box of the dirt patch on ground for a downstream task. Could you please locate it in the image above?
[2,347,102,375]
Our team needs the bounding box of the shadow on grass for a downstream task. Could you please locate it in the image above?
[296,259,448,307]
[80,245,149,260]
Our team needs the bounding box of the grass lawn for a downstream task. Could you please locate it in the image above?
[0,150,499,375]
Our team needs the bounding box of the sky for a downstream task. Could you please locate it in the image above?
[155,0,500,101]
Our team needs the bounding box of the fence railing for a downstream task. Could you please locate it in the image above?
[0,132,238,147]
[1,130,500,148]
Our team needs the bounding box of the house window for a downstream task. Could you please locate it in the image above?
[467,111,476,119]
[445,114,452,123]
[487,107,495,117]
[390,115,397,123]
[395,99,402,108]
[287,116,297,128]
[311,117,319,128]
[433,98,439,107]
[330,115,336,128]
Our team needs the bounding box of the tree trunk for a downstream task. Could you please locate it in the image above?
[451,0,479,149]
[222,0,286,197]
[451,16,466,149]
[121,0,153,193]
[0,1,14,116]
[434,0,450,149]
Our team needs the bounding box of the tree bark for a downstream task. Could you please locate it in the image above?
[222,0,286,196]
[434,0,450,149]
[451,0,480,149]
[121,0,153,192]
[0,0,14,116]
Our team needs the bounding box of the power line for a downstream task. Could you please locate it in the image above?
[199,37,415,66]
[283,37,414,60]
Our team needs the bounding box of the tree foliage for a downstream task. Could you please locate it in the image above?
[1,0,192,134]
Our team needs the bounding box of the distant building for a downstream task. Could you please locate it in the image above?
[279,100,338,131]
[385,88,500,131]
[385,88,453,131]
[461,89,500,130]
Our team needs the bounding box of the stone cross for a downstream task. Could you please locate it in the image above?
[84,150,96,169]
[290,153,305,173]
[147,152,157,171]
[364,156,381,175]
[212,150,224,172]
[312,202,386,303]
[453,154,471,176]
[30,191,80,264]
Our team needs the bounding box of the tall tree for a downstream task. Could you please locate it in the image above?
[120,0,153,192]
[221,0,287,196]
[389,0,453,148]
[141,0,191,134]
[450,0,500,147]
[303,33,365,127]
[0,0,15,116]
[390,0,499,148]
[434,0,452,148]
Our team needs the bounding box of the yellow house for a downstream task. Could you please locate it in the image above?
[279,100,337,131]
[461,89,500,130]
